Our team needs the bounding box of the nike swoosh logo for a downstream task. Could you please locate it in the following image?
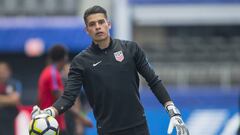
[93,61,102,67]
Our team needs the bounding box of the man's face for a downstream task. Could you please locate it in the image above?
[0,63,11,82]
[85,13,111,42]
[59,55,69,70]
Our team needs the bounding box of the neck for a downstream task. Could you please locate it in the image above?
[52,63,62,71]
[94,36,110,49]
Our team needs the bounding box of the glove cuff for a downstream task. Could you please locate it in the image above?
[165,103,181,117]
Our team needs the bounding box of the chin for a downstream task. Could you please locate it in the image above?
[94,36,108,42]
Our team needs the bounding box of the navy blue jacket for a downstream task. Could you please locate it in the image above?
[54,38,171,133]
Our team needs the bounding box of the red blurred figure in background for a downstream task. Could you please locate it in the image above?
[38,45,92,135]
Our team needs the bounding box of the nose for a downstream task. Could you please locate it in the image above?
[95,23,101,30]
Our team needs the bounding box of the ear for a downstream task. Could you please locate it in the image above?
[108,21,111,29]
[85,27,89,35]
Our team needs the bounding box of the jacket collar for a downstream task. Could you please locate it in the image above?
[90,37,113,52]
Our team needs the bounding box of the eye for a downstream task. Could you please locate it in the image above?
[98,19,106,25]
[88,22,95,27]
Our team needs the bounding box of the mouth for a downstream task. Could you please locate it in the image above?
[96,32,104,36]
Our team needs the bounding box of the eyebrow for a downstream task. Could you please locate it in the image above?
[88,19,106,24]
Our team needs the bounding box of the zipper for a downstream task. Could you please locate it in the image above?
[104,50,107,54]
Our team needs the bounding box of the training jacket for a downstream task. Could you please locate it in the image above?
[53,38,171,133]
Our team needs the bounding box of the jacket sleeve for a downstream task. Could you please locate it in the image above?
[53,56,83,114]
[133,42,172,105]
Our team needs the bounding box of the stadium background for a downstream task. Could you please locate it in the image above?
[0,0,239,135]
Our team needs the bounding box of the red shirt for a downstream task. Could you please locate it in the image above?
[38,65,66,130]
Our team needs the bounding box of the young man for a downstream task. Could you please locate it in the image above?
[0,62,22,135]
[37,45,92,135]
[32,6,189,135]
[37,45,69,134]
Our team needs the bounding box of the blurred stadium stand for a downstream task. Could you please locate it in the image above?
[134,26,240,88]
[0,0,239,135]
[0,0,79,16]
[0,17,90,53]
[129,0,240,89]
[0,0,239,105]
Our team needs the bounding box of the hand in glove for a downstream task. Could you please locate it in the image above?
[166,104,189,135]
[31,105,56,119]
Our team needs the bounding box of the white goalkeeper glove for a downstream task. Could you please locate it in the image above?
[166,104,189,135]
[31,105,56,119]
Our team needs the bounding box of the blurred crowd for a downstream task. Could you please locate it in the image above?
[0,62,22,135]
[0,45,93,135]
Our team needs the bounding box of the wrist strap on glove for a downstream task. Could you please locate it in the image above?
[165,103,181,117]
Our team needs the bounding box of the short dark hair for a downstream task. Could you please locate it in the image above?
[84,5,108,25]
[48,45,68,62]
[0,61,11,70]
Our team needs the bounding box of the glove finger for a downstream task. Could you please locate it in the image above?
[182,125,190,135]
[176,125,184,135]
[179,125,190,135]
[176,125,181,135]
[31,105,40,119]
[167,119,174,134]
[180,125,186,134]
[32,105,40,111]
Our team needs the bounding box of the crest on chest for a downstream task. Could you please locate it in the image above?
[114,51,124,62]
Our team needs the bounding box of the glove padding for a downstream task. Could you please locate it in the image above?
[31,105,56,119]
[168,115,189,135]
[166,104,189,135]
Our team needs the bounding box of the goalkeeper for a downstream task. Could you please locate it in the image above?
[32,5,189,135]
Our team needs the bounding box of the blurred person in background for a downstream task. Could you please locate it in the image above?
[32,6,189,135]
[61,63,93,135]
[37,45,92,135]
[0,61,22,135]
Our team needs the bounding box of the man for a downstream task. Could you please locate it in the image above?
[0,62,22,135]
[37,45,68,134]
[32,6,189,135]
[37,45,92,135]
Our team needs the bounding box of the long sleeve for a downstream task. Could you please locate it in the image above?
[53,56,83,114]
[133,42,171,105]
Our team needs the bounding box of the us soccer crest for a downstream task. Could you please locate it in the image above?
[114,51,124,62]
